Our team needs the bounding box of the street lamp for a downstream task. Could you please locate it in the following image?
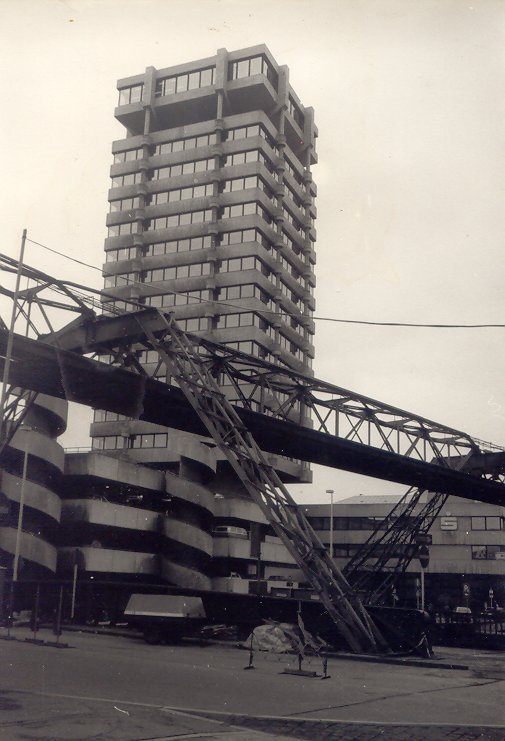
[326,489,334,559]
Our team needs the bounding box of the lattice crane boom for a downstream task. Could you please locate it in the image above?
[137,309,389,654]
[344,455,472,604]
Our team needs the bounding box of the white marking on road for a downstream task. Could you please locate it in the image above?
[113,705,130,715]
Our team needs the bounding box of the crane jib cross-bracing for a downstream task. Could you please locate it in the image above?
[133,309,389,654]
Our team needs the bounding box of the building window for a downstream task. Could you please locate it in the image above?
[288,95,304,129]
[221,202,272,224]
[471,516,503,531]
[222,176,272,197]
[145,262,211,282]
[225,124,276,150]
[145,235,212,256]
[111,172,143,188]
[152,182,214,204]
[152,158,215,180]
[219,228,271,250]
[145,289,211,309]
[131,433,169,449]
[228,55,278,89]
[155,132,217,154]
[218,284,263,301]
[103,273,136,288]
[155,67,215,97]
[93,410,127,423]
[105,247,138,263]
[219,256,270,277]
[223,340,265,357]
[107,222,137,237]
[177,316,208,332]
[284,156,304,186]
[113,148,143,164]
[109,196,142,213]
[216,312,261,329]
[150,209,213,230]
[472,545,505,560]
[118,84,143,106]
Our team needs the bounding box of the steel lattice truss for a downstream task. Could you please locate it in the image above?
[0,254,97,451]
[343,488,452,603]
[1,251,505,485]
[135,309,389,654]
[342,453,484,605]
[174,339,483,467]
[2,253,505,650]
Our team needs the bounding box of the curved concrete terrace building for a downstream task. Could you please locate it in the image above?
[0,394,67,579]
[58,448,299,596]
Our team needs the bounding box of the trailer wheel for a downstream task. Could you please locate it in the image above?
[143,626,163,645]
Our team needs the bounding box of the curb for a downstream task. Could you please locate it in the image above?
[169,708,505,740]
[324,650,469,671]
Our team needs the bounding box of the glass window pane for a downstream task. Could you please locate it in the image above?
[165,78,176,95]
[176,74,188,92]
[130,85,142,102]
[118,89,130,106]
[486,517,502,530]
[188,71,200,90]
[200,68,213,86]
[249,56,262,75]
[172,139,184,152]
[471,517,486,530]
[236,59,249,78]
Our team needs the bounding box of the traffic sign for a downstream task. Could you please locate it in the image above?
[418,545,430,569]
[415,533,432,545]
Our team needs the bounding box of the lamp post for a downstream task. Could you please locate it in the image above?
[417,545,430,612]
[326,489,334,559]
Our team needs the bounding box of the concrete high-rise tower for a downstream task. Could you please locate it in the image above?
[78,46,317,591]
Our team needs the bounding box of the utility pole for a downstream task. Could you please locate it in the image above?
[0,229,27,444]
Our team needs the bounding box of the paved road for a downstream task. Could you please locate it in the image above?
[1,628,504,739]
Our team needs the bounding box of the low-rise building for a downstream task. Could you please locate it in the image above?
[303,494,505,612]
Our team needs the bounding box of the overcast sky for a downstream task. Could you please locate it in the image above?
[1,0,504,503]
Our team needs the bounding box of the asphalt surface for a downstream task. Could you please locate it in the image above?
[1,627,504,740]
